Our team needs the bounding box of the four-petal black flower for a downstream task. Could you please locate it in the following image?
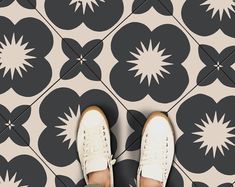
[193,182,233,187]
[110,22,190,103]
[0,0,36,9]
[60,38,102,80]
[176,94,235,175]
[182,0,235,37]
[0,155,46,186]
[197,45,235,87]
[0,105,31,146]
[0,16,53,96]
[39,87,118,166]
[55,175,85,187]
[132,0,173,15]
[45,0,123,31]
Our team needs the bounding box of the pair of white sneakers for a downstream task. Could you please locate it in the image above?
[77,106,175,187]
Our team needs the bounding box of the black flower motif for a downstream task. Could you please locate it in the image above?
[0,16,53,96]
[132,0,173,15]
[45,0,123,31]
[0,105,30,146]
[193,182,233,187]
[197,45,235,87]
[125,110,146,151]
[0,155,46,186]
[176,94,235,175]
[55,175,85,187]
[39,87,118,167]
[110,23,190,103]
[182,0,235,37]
[60,38,102,80]
[0,0,36,9]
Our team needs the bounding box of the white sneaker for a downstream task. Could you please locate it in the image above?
[137,112,175,187]
[77,106,116,187]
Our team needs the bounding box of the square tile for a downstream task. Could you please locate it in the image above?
[161,0,235,83]
[0,125,63,187]
[168,69,235,186]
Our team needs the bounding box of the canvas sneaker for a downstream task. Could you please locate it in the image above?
[137,112,175,187]
[77,106,116,187]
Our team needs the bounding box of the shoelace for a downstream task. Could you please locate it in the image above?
[83,125,109,157]
[162,136,169,181]
[141,134,169,182]
[141,134,160,165]
[108,154,116,166]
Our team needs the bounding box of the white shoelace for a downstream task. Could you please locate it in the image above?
[83,125,109,158]
[141,134,169,182]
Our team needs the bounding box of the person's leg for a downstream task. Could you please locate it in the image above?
[84,184,103,187]
[77,106,116,187]
[137,112,175,187]
[88,169,110,187]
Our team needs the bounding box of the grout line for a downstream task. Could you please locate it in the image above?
[114,136,141,160]
[167,67,217,113]
[0,125,10,138]
[174,161,195,185]
[157,0,235,86]
[0,112,8,123]
[11,128,68,187]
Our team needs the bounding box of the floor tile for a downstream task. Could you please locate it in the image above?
[2,70,143,186]
[0,125,65,187]
[168,69,235,186]
[0,1,71,118]
[162,0,235,83]
[86,1,209,123]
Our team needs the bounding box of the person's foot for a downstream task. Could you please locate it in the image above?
[137,112,175,187]
[77,106,116,187]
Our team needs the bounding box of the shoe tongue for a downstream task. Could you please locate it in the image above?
[141,164,163,182]
[85,156,108,175]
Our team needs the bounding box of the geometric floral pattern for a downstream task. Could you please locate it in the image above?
[182,0,235,37]
[0,0,235,186]
[176,94,235,175]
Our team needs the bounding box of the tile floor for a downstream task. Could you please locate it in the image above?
[0,0,235,186]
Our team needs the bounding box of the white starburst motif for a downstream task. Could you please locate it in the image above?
[0,171,28,187]
[55,106,81,149]
[0,34,35,80]
[192,112,235,158]
[69,0,105,14]
[128,40,172,86]
[200,0,235,20]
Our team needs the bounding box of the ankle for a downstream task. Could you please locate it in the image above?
[88,169,110,187]
[140,176,163,187]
